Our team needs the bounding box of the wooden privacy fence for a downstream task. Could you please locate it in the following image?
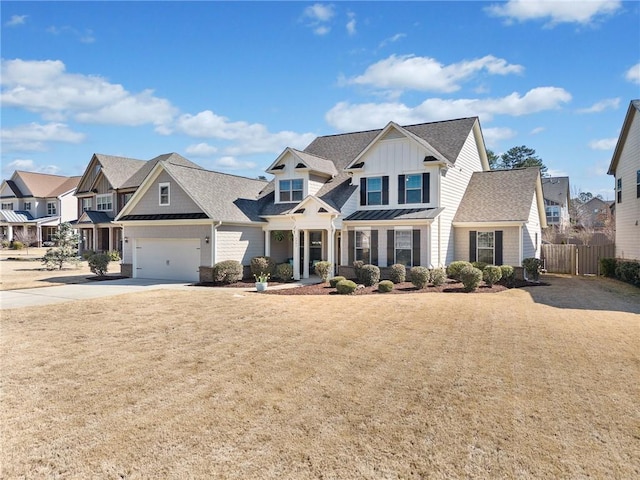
[541,244,615,275]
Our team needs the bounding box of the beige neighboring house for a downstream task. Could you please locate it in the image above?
[541,176,571,230]
[0,171,80,246]
[607,99,640,260]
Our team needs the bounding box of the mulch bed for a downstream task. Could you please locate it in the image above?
[86,275,129,282]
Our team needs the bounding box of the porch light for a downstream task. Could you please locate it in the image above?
[205,236,210,244]
[124,237,128,243]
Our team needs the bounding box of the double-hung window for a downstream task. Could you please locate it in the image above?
[23,202,31,210]
[82,198,92,212]
[617,178,622,203]
[366,177,383,205]
[398,173,429,205]
[47,201,57,216]
[1,202,13,210]
[545,205,560,224]
[395,229,412,266]
[96,194,112,211]
[355,230,371,263]
[279,179,303,202]
[159,183,170,206]
[123,192,134,206]
[477,232,494,264]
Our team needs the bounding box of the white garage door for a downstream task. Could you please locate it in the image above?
[135,238,200,282]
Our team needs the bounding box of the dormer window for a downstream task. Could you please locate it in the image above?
[159,182,170,206]
[279,179,303,202]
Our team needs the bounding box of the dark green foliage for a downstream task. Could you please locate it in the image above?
[615,260,640,286]
[314,261,332,282]
[447,261,472,280]
[599,258,617,278]
[250,256,276,276]
[378,280,394,293]
[472,261,488,271]
[352,260,365,282]
[430,268,446,287]
[275,263,293,282]
[360,264,380,286]
[213,260,243,284]
[496,145,548,176]
[499,265,515,287]
[522,258,543,281]
[460,265,483,292]
[88,253,111,276]
[483,265,503,287]
[409,266,431,289]
[42,223,79,270]
[389,264,406,284]
[329,276,346,288]
[336,279,357,294]
[82,249,96,260]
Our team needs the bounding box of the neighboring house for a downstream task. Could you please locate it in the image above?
[541,176,571,229]
[0,171,80,246]
[579,197,614,229]
[607,99,640,260]
[112,117,546,282]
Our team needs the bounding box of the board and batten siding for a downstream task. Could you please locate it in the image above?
[122,224,211,266]
[130,170,202,215]
[523,191,542,260]
[216,225,264,265]
[454,226,521,266]
[437,128,485,265]
[614,110,640,260]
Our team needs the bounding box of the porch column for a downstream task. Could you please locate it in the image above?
[303,229,310,279]
[264,230,271,257]
[37,225,42,247]
[341,225,348,265]
[92,226,97,251]
[7,225,13,241]
[327,227,335,278]
[292,228,300,281]
[108,227,114,252]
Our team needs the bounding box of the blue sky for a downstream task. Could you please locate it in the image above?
[2,1,639,199]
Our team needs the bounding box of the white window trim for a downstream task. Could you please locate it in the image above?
[23,202,31,210]
[159,182,170,206]
[404,173,423,204]
[47,201,57,216]
[476,231,495,265]
[82,198,92,211]
[366,176,383,206]
[96,193,113,212]
[394,227,413,266]
[1,202,13,210]
[355,228,372,263]
[278,178,303,203]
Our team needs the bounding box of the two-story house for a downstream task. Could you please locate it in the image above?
[608,99,640,260]
[541,176,571,230]
[0,171,80,246]
[111,117,546,282]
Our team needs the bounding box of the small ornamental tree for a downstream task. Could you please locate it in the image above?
[314,261,332,282]
[42,223,80,270]
[88,252,111,276]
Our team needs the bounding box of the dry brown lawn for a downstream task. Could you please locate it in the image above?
[1,275,639,479]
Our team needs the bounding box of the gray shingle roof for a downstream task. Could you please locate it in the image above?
[454,168,541,223]
[93,154,147,189]
[541,176,569,207]
[121,153,203,189]
[290,149,338,176]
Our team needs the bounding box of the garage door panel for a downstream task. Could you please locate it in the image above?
[135,238,200,282]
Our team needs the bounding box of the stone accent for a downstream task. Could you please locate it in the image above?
[120,263,133,277]
[199,266,214,283]
[513,266,525,281]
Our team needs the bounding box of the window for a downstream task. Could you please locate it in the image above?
[1,202,13,210]
[96,194,113,211]
[405,175,422,204]
[477,231,494,264]
[545,205,560,224]
[82,198,92,212]
[366,177,383,205]
[47,201,57,216]
[395,229,412,266]
[617,178,622,203]
[123,192,134,206]
[637,170,640,198]
[23,202,31,210]
[355,230,371,263]
[159,183,170,205]
[279,179,303,202]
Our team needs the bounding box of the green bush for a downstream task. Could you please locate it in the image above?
[522,258,543,281]
[1,240,9,248]
[82,249,96,260]
[352,260,365,282]
[409,266,431,289]
[472,261,488,271]
[389,264,406,284]
[599,258,617,278]
[499,265,515,287]
[213,260,243,284]
[250,256,276,277]
[336,279,357,295]
[447,261,472,280]
[430,267,446,287]
[483,265,503,287]
[107,250,121,262]
[329,276,346,288]
[11,241,24,250]
[314,261,332,282]
[378,280,394,293]
[615,260,640,286]
[460,265,483,292]
[360,264,380,286]
[275,263,293,282]
[88,252,111,276]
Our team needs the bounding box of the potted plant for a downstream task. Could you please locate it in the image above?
[254,272,270,291]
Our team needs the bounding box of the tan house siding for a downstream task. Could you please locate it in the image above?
[454,226,521,266]
[133,171,202,215]
[216,225,264,265]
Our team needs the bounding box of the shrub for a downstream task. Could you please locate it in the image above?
[499,265,515,287]
[82,249,96,260]
[472,261,488,271]
[336,279,357,295]
[314,261,332,282]
[409,266,431,289]
[389,264,406,284]
[378,280,394,293]
[250,256,276,277]
[483,265,502,287]
[447,261,472,280]
[460,265,483,292]
[522,257,543,281]
[599,258,617,278]
[1,240,9,248]
[329,276,346,288]
[107,250,121,262]
[430,268,446,287]
[213,260,243,284]
[615,260,640,286]
[275,263,293,282]
[352,260,365,282]
[360,264,380,286]
[11,241,24,250]
[88,252,111,276]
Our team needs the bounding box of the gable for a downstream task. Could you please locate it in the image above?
[124,169,203,216]
[608,100,640,175]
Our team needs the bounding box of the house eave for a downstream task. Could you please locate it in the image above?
[452,221,526,228]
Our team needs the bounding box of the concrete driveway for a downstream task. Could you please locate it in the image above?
[0,278,194,310]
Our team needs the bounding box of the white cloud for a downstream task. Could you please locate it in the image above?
[2,159,61,175]
[1,122,85,152]
[546,168,569,177]
[303,3,335,35]
[214,156,258,171]
[625,63,640,84]
[346,12,356,35]
[577,97,620,113]
[46,25,95,43]
[379,33,406,49]
[185,143,218,157]
[326,87,572,131]
[314,25,331,36]
[486,0,621,26]
[588,138,618,150]
[1,59,177,127]
[5,15,27,27]
[483,127,517,148]
[346,54,524,94]
[530,126,546,135]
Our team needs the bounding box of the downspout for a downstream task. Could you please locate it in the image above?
[518,224,523,266]
[212,221,222,266]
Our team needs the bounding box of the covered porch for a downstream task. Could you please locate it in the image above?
[75,211,121,254]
